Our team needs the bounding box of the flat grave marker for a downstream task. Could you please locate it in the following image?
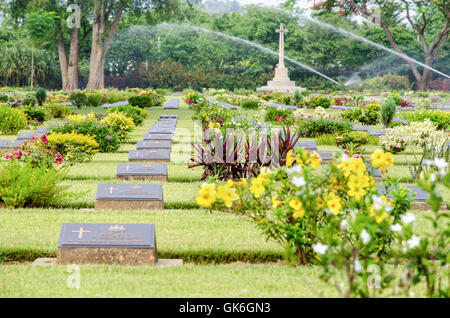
[57,223,157,265]
[317,151,335,162]
[148,127,175,134]
[17,132,45,140]
[128,149,170,162]
[136,140,171,150]
[116,163,168,181]
[95,184,163,210]
[270,103,297,110]
[294,140,318,151]
[163,98,180,109]
[369,129,386,136]
[0,140,24,151]
[143,133,173,141]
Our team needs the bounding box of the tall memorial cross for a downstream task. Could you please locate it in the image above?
[276,23,288,68]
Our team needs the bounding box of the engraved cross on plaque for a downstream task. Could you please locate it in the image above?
[72,227,91,239]
[108,186,118,194]
[276,23,288,68]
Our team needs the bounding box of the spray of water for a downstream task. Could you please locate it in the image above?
[271,7,450,81]
[305,17,450,81]
[157,23,342,86]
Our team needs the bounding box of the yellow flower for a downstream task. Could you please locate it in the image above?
[326,195,342,215]
[272,195,283,209]
[369,207,388,223]
[384,152,394,167]
[350,157,366,175]
[216,185,239,208]
[371,150,385,167]
[293,208,305,219]
[286,150,296,167]
[289,199,302,210]
[235,178,248,188]
[316,197,324,209]
[347,186,367,200]
[310,151,322,169]
[196,183,217,208]
[289,199,305,218]
[347,174,370,189]
[250,178,265,198]
[338,159,353,177]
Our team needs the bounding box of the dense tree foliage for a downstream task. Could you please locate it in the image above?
[0,1,447,90]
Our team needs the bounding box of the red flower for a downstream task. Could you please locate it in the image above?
[14,151,22,160]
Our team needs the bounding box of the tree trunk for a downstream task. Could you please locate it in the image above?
[57,37,69,90]
[67,27,80,90]
[86,2,123,90]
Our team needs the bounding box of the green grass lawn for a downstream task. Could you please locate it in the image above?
[0,94,448,298]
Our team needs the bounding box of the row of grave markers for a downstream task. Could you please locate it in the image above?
[53,101,182,266]
[95,114,179,211]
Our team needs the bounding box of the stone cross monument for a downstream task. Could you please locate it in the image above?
[257,23,305,93]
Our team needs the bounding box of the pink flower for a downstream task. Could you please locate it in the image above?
[14,151,22,160]
[4,153,11,159]
[275,116,280,121]
[40,135,48,144]
[55,153,63,164]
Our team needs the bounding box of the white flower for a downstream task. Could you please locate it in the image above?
[390,224,403,232]
[340,219,348,231]
[407,235,420,249]
[372,195,385,211]
[292,176,306,187]
[360,229,371,244]
[353,259,362,273]
[312,242,328,255]
[285,164,302,175]
[434,157,448,170]
[401,212,416,225]
[430,173,437,182]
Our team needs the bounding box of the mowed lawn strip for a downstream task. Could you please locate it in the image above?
[0,209,283,263]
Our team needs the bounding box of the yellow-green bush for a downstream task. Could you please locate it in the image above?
[47,132,99,163]
[0,105,27,134]
[100,112,136,142]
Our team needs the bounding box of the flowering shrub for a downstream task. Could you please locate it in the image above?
[406,110,450,131]
[296,118,352,137]
[44,104,71,119]
[264,107,294,124]
[335,131,370,152]
[49,114,120,152]
[395,164,449,297]
[69,91,88,109]
[22,105,47,125]
[184,91,202,105]
[294,107,332,121]
[4,135,65,169]
[197,149,409,267]
[380,119,448,155]
[128,95,154,108]
[107,105,148,126]
[0,105,27,134]
[0,159,70,208]
[302,96,331,109]
[100,111,136,142]
[341,104,380,125]
[47,132,99,163]
[358,73,412,92]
